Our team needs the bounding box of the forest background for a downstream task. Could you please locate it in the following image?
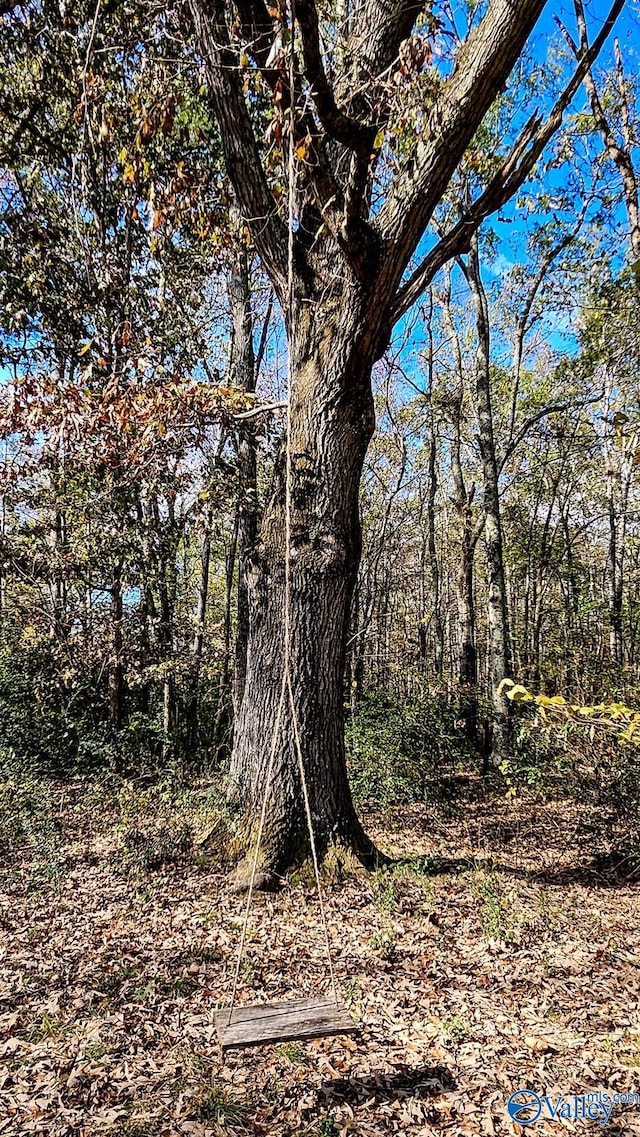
[4,1,640,1134]
[1,0,640,868]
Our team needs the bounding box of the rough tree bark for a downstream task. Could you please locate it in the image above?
[228,272,386,869]
[186,0,621,871]
[229,235,259,717]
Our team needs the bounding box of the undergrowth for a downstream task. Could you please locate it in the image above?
[345,688,468,808]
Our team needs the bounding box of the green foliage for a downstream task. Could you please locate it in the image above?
[441,1012,469,1043]
[372,861,434,916]
[500,677,640,744]
[0,0,238,787]
[498,701,640,880]
[0,645,77,775]
[465,868,520,942]
[316,1115,339,1137]
[275,1041,304,1064]
[22,1013,71,1044]
[0,762,63,881]
[110,779,229,874]
[346,689,463,807]
[0,624,227,779]
[196,1086,251,1125]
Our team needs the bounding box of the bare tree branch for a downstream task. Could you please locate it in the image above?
[507,207,587,445]
[296,0,376,157]
[376,0,549,267]
[390,0,625,323]
[186,0,289,303]
[232,401,287,420]
[564,0,640,263]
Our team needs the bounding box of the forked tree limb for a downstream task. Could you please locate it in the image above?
[295,0,376,157]
[376,0,550,270]
[390,0,626,322]
[188,0,624,322]
[185,0,289,303]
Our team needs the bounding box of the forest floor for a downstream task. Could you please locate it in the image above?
[1,777,640,1137]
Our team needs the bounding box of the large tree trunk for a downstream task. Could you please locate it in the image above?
[228,271,384,874]
[186,0,586,875]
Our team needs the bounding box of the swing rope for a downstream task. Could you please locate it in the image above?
[227,0,337,1021]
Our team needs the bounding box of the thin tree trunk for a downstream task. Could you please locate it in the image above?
[607,493,625,666]
[109,560,125,731]
[348,579,365,708]
[193,505,213,663]
[424,314,444,675]
[439,273,480,744]
[229,231,259,719]
[214,512,239,753]
[451,412,480,746]
[466,237,512,765]
[185,501,214,753]
[602,368,630,668]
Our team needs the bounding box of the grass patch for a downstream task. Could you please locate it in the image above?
[441,1012,470,1043]
[465,868,521,942]
[276,1041,305,1064]
[22,1012,71,1043]
[196,1085,251,1125]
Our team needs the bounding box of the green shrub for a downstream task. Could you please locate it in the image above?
[0,760,63,879]
[345,688,464,807]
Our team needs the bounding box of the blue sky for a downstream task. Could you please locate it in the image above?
[389,0,640,385]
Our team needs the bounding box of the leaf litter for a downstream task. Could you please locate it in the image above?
[1,786,639,1136]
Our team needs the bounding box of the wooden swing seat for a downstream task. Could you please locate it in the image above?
[215,996,357,1053]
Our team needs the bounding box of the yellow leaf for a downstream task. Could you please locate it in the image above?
[506,684,531,701]
[497,678,515,695]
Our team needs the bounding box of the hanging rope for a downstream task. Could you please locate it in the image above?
[227,0,337,1022]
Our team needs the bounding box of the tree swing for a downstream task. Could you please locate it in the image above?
[214,0,358,1054]
[214,485,358,1053]
[214,648,357,1052]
